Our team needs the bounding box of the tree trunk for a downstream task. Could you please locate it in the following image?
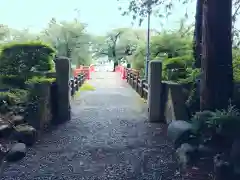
[200,0,233,111]
[113,61,118,72]
[193,0,203,68]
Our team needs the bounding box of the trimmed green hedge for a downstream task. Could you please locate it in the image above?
[25,76,56,85]
[163,55,193,69]
[0,88,29,106]
[233,56,240,82]
[0,75,25,88]
[162,55,194,81]
[0,41,56,77]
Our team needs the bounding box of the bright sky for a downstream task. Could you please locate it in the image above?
[0,0,230,35]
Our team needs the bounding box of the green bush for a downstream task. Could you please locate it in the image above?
[190,105,240,145]
[178,68,201,84]
[150,33,192,58]
[25,76,56,85]
[0,75,26,88]
[131,44,145,70]
[162,55,194,81]
[0,88,29,106]
[233,55,240,82]
[163,55,193,69]
[0,41,56,77]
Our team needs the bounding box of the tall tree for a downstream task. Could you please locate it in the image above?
[92,28,128,70]
[0,25,9,41]
[200,0,233,110]
[193,0,203,68]
[119,0,235,111]
[106,30,123,62]
[92,28,145,69]
[41,18,92,66]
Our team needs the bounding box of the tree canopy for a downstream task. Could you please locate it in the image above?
[0,18,93,66]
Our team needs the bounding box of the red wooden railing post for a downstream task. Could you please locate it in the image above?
[89,64,95,72]
[115,65,119,72]
[121,67,126,79]
[88,66,91,79]
[73,66,92,79]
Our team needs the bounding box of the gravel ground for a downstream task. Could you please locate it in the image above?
[1,72,181,180]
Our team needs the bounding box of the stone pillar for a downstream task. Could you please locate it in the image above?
[147,60,162,122]
[55,56,71,123]
[139,79,144,98]
[26,83,51,130]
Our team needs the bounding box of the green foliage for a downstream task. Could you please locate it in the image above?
[130,30,193,77]
[0,24,10,41]
[0,89,29,106]
[191,105,240,139]
[42,19,92,66]
[0,41,55,77]
[182,69,201,115]
[131,43,146,70]
[233,51,240,82]
[185,86,200,115]
[163,55,193,68]
[191,110,215,134]
[80,83,95,91]
[25,76,56,85]
[93,28,145,64]
[1,18,93,67]
[150,33,192,58]
[117,0,184,26]
[162,55,194,81]
[179,68,200,83]
[0,75,26,88]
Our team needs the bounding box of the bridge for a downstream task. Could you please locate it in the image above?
[1,68,181,179]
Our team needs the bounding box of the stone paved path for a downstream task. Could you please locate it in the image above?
[1,72,180,180]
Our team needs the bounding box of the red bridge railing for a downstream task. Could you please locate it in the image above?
[116,65,148,99]
[116,65,127,79]
[73,64,95,80]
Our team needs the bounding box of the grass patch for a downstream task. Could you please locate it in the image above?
[140,98,147,103]
[79,82,95,91]
[72,82,95,99]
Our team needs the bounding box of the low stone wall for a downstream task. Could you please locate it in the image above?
[125,66,190,123]
[162,82,240,122]
[161,82,189,124]
[0,57,75,148]
[50,81,58,124]
[161,81,240,124]
[25,82,53,130]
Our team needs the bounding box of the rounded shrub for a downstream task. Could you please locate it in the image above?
[233,55,240,82]
[162,55,194,81]
[0,88,29,106]
[0,75,26,88]
[25,76,56,85]
[163,55,193,69]
[0,41,56,77]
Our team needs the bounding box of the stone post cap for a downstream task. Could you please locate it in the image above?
[149,60,162,64]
